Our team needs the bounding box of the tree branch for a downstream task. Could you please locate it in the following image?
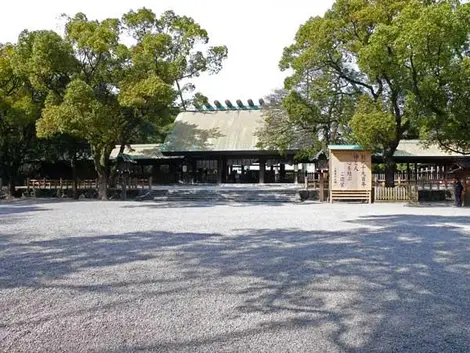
[326,55,378,99]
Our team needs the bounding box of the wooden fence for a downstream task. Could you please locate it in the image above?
[27,178,97,190]
[26,177,152,191]
[374,185,411,202]
[373,167,449,185]
[305,172,452,202]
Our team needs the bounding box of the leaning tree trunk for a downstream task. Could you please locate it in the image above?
[93,149,111,200]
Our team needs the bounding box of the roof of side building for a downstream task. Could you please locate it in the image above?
[110,144,182,161]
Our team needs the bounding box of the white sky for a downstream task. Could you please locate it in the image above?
[0,0,334,104]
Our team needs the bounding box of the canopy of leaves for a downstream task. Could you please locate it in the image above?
[394,1,470,154]
[0,8,227,198]
[256,89,317,159]
[0,43,43,193]
[350,95,397,152]
[257,73,356,159]
[122,8,228,110]
[281,0,468,156]
[35,13,127,169]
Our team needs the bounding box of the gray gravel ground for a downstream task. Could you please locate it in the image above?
[1,200,470,352]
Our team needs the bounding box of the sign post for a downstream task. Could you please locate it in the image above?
[329,145,372,203]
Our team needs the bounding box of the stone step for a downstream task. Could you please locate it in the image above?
[136,187,303,203]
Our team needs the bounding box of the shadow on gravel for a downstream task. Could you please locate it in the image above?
[0,205,50,216]
[0,199,97,226]
[2,214,470,352]
[0,202,53,227]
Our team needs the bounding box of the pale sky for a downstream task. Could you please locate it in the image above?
[0,0,334,104]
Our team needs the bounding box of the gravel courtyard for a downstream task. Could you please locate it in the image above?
[1,200,470,353]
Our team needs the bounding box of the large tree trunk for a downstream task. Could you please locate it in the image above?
[92,148,111,200]
[97,172,108,200]
[6,164,18,199]
[384,158,396,188]
[7,180,15,199]
[384,148,397,187]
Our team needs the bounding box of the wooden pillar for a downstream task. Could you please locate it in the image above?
[259,158,266,184]
[121,174,127,200]
[170,163,177,184]
[319,172,325,202]
[191,160,197,184]
[444,165,448,189]
[294,164,299,184]
[217,158,223,184]
[280,163,286,183]
[216,158,228,184]
[222,158,227,183]
[274,165,280,183]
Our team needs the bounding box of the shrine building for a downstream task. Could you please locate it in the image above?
[111,99,308,184]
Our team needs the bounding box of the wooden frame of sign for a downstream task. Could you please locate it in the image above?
[328,146,372,203]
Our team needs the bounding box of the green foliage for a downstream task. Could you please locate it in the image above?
[122,8,228,110]
[394,1,470,154]
[257,72,356,159]
[0,43,42,195]
[279,0,470,185]
[256,89,316,158]
[350,96,397,152]
[0,8,228,199]
[12,30,78,94]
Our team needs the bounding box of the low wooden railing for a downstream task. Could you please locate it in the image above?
[27,178,97,190]
[115,177,152,190]
[26,177,153,191]
[374,185,411,202]
[305,177,450,202]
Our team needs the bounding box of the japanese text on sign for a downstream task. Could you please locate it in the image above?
[330,150,371,190]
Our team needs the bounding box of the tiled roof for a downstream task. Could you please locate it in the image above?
[394,140,465,158]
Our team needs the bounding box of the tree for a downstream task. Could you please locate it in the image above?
[394,1,470,154]
[12,30,87,198]
[257,72,356,160]
[122,8,228,110]
[112,8,227,184]
[36,10,228,199]
[281,0,461,186]
[256,89,317,159]
[0,43,41,197]
[36,14,128,199]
